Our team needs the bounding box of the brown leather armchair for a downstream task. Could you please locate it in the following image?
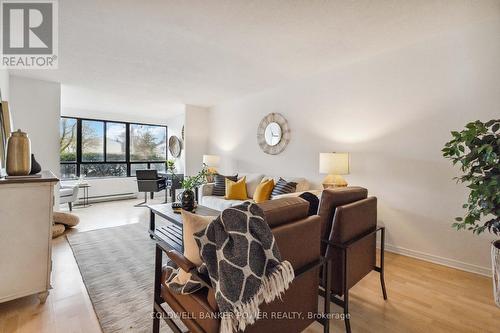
[153,197,329,333]
[318,187,387,333]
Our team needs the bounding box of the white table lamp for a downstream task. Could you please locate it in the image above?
[203,155,220,174]
[319,152,349,189]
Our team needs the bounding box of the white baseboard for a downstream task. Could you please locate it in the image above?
[381,243,492,277]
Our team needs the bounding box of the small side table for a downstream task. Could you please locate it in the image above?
[78,183,91,208]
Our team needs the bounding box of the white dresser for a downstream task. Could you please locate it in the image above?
[0,171,58,304]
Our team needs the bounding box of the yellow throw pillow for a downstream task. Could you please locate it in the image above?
[174,211,216,283]
[253,179,275,203]
[225,177,248,200]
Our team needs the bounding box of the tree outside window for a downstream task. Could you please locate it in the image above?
[82,120,104,162]
[130,124,167,161]
[60,118,77,161]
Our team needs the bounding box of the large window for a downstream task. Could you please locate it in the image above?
[130,124,167,161]
[106,122,126,161]
[59,117,167,179]
[60,118,77,162]
[82,120,104,162]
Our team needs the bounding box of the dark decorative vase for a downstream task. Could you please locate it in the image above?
[181,189,195,212]
[30,154,42,174]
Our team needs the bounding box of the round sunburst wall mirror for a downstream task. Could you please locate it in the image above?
[257,113,290,155]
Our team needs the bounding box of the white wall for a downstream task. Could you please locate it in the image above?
[10,76,61,179]
[208,19,500,275]
[10,76,61,206]
[0,70,9,101]
[184,105,210,176]
[166,113,186,174]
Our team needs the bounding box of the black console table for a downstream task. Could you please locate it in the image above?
[147,203,219,252]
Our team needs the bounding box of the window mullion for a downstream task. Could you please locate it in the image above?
[126,123,130,177]
[76,118,82,177]
[103,121,107,163]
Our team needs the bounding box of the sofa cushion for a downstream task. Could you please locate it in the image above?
[59,187,74,197]
[238,173,265,198]
[225,176,247,200]
[289,177,309,192]
[201,195,245,211]
[263,176,309,193]
[271,178,298,198]
[253,178,274,203]
[212,174,237,196]
[173,211,216,284]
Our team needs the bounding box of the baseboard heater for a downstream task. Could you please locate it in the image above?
[77,192,138,204]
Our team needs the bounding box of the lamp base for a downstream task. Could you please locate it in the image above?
[206,167,218,183]
[322,174,348,189]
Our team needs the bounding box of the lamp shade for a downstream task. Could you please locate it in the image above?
[319,152,349,175]
[203,155,220,167]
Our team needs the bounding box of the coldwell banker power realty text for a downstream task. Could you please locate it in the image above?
[1,0,58,69]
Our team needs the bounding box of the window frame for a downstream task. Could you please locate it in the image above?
[60,116,168,179]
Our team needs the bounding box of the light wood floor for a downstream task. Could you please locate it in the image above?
[0,198,499,333]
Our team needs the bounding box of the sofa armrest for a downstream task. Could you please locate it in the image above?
[166,250,196,273]
[198,183,215,202]
[71,185,80,201]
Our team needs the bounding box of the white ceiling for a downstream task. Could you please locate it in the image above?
[10,0,500,119]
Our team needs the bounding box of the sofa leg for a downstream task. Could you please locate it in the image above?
[68,202,72,211]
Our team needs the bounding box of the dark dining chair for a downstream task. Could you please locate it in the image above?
[135,170,166,207]
[163,173,184,202]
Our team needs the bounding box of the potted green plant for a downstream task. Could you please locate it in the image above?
[166,159,176,175]
[442,119,499,306]
[166,160,209,212]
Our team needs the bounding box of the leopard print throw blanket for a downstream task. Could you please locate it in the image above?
[165,202,295,333]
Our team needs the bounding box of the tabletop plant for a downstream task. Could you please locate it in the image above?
[166,159,176,175]
[166,159,210,191]
[442,119,499,235]
[181,165,209,191]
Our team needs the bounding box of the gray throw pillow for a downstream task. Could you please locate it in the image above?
[212,174,238,196]
[271,178,297,198]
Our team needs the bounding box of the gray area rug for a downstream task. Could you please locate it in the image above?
[67,223,175,333]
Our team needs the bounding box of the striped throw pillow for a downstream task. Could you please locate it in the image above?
[271,178,298,198]
[212,174,238,196]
